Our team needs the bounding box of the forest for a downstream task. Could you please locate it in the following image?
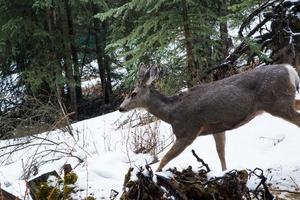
[1,0,300,199]
[0,0,300,139]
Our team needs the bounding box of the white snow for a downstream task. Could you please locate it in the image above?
[0,73,24,112]
[81,60,127,90]
[0,107,300,199]
[81,77,101,89]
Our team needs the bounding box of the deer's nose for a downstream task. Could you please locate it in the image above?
[119,107,126,112]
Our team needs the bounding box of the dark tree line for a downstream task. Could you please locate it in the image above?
[1,0,300,138]
[0,0,117,119]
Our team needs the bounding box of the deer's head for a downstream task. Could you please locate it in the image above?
[119,63,159,112]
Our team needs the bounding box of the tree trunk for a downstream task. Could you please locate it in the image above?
[219,0,230,58]
[104,54,112,93]
[46,7,65,113]
[64,0,82,102]
[93,12,110,104]
[59,0,78,119]
[181,0,196,87]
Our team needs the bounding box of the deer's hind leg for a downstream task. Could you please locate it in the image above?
[278,110,300,128]
[213,132,227,171]
[267,98,300,127]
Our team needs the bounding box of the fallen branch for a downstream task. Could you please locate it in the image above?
[120,150,274,200]
[269,188,300,195]
[248,168,274,200]
[191,149,210,173]
[290,176,300,191]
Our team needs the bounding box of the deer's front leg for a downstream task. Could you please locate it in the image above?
[156,137,194,171]
[213,132,227,171]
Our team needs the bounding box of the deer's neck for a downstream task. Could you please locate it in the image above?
[145,89,176,123]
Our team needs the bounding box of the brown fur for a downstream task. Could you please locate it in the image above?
[295,99,300,110]
[119,64,300,171]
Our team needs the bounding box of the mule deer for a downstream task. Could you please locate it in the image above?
[119,63,300,171]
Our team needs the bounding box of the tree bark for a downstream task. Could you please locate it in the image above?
[46,7,66,119]
[93,9,111,104]
[181,0,196,87]
[104,54,112,93]
[219,0,230,58]
[64,0,82,101]
[59,0,78,119]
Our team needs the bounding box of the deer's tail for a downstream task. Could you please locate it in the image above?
[284,64,300,92]
[295,99,300,110]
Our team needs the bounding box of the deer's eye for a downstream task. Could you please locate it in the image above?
[131,92,137,98]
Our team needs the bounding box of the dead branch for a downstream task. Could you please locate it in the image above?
[191,149,210,173]
[248,168,274,200]
[156,174,188,200]
[290,176,300,191]
[269,188,300,195]
[202,0,300,81]
[238,0,280,37]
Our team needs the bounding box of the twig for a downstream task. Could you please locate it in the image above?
[30,135,61,145]
[290,176,300,191]
[32,149,84,163]
[270,188,300,194]
[155,134,174,155]
[238,0,279,37]
[0,141,32,150]
[156,174,188,200]
[0,143,55,159]
[110,189,119,200]
[55,83,74,137]
[191,149,210,173]
[248,168,274,200]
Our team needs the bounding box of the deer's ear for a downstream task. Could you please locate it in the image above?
[137,63,160,86]
[146,64,160,85]
[138,63,149,80]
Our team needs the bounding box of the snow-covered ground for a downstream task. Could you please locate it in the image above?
[0,108,300,199]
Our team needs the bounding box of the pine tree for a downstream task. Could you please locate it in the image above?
[98,0,230,89]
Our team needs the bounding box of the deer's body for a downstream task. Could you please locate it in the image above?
[119,64,300,171]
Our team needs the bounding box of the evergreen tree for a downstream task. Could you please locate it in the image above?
[98,0,234,89]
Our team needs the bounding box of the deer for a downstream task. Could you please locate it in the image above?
[119,63,300,171]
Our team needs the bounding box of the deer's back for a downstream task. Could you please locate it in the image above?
[171,64,295,134]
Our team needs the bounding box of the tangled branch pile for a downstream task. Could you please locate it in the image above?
[120,150,274,200]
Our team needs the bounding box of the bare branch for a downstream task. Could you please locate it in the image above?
[238,0,281,37]
[191,149,210,173]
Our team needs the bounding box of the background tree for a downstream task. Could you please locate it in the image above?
[98,0,243,90]
[1,0,300,138]
[0,0,118,138]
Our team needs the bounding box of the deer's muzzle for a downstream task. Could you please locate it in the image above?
[119,107,126,112]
